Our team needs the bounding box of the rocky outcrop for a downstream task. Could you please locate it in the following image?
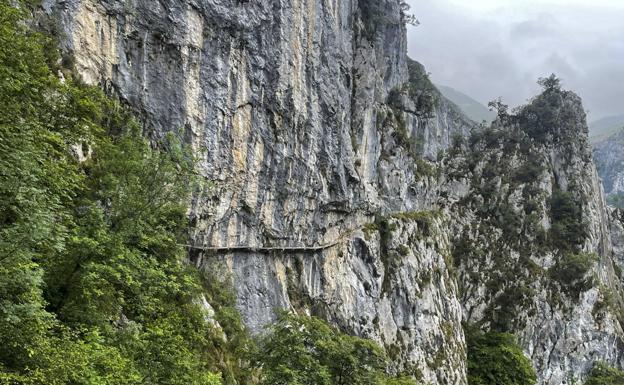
[45,0,624,384]
[443,89,624,384]
[196,213,465,384]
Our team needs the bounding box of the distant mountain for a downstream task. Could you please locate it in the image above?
[589,114,624,143]
[437,85,495,123]
[593,127,624,207]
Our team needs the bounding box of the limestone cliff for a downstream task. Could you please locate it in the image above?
[443,89,624,384]
[45,0,624,384]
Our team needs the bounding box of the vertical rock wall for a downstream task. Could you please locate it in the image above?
[45,0,624,384]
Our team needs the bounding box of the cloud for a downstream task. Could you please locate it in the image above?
[405,0,624,120]
[542,54,577,79]
[510,14,560,41]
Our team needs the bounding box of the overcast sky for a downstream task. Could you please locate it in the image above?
[405,0,624,121]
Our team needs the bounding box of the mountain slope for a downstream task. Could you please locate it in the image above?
[590,114,624,143]
[437,85,496,123]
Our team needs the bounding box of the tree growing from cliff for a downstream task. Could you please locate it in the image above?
[465,327,537,385]
[488,98,510,123]
[400,1,420,26]
[256,312,419,385]
[584,362,624,385]
[537,73,562,92]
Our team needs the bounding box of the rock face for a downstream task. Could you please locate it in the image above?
[45,0,624,384]
[443,89,624,385]
[594,129,624,201]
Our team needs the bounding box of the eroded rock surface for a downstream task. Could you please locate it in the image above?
[46,0,624,384]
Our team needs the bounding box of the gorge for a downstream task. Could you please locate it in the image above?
[2,0,624,384]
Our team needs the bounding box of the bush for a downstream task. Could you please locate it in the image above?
[584,362,624,385]
[549,253,598,299]
[257,312,419,385]
[515,91,561,142]
[465,326,537,385]
[514,160,545,184]
[549,190,587,251]
[390,210,439,236]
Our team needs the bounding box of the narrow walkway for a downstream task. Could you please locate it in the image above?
[182,227,361,254]
[182,241,341,253]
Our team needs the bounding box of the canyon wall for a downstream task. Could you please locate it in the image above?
[45,0,624,384]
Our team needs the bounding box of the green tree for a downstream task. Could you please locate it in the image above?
[257,312,419,385]
[537,74,562,92]
[488,98,510,122]
[585,362,624,385]
[466,326,537,385]
[549,189,587,251]
[0,0,85,373]
[0,1,226,383]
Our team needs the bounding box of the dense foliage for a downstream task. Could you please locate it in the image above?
[406,59,438,117]
[256,313,418,385]
[516,74,578,142]
[0,1,231,383]
[548,190,595,298]
[549,252,598,299]
[549,189,587,252]
[584,362,624,385]
[465,327,537,385]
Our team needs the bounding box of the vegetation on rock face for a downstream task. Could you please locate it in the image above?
[406,59,438,118]
[256,313,419,385]
[549,252,598,299]
[381,58,440,167]
[0,2,426,384]
[2,0,618,383]
[516,74,589,150]
[0,1,236,383]
[448,75,596,333]
[465,326,537,385]
[449,125,547,331]
[549,189,588,252]
[366,211,441,293]
[584,362,624,385]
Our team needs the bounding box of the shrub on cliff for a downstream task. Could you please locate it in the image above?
[549,253,598,299]
[549,189,587,251]
[466,327,537,385]
[584,362,624,385]
[257,312,419,385]
[407,59,438,117]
